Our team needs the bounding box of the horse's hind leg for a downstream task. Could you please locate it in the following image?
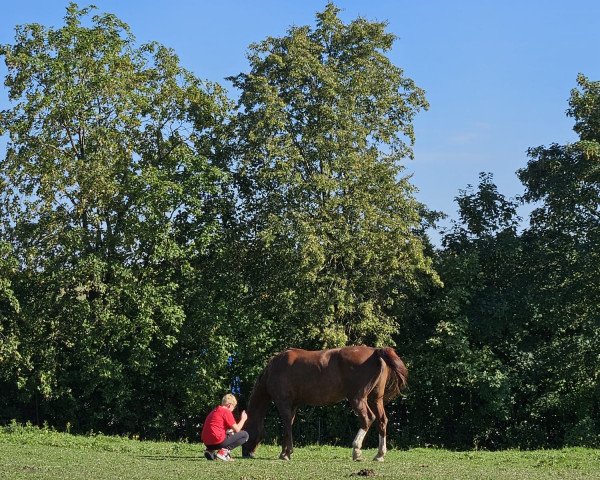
[350,398,375,461]
[369,398,388,461]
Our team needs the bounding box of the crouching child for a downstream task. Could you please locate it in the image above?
[201,393,248,461]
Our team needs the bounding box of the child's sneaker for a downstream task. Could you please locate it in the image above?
[204,450,216,461]
[216,448,231,461]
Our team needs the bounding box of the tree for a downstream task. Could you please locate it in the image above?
[0,3,233,435]
[393,173,524,448]
[396,76,600,449]
[228,3,438,377]
[0,236,21,421]
[515,74,600,447]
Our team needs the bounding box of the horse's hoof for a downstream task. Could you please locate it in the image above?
[373,456,385,462]
[279,454,290,461]
[353,451,363,461]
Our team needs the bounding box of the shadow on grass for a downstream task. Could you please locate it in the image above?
[139,455,283,463]
[139,455,202,461]
[139,455,274,461]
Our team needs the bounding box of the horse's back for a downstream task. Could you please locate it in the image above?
[275,346,376,371]
[265,346,382,406]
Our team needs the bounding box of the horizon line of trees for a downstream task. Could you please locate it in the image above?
[0,3,598,449]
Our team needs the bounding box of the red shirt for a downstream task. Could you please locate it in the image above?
[201,406,236,445]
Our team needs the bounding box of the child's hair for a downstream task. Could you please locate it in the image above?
[221,393,237,407]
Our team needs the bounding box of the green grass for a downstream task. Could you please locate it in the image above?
[1,423,599,479]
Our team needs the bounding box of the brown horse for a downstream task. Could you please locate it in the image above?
[241,345,408,461]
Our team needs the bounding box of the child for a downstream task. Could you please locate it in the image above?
[201,393,248,461]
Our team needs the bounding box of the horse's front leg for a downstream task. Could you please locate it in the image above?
[351,398,375,461]
[277,404,296,460]
[372,398,388,462]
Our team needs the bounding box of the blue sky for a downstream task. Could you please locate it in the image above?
[2,1,599,230]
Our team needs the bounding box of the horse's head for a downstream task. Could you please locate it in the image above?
[242,418,264,457]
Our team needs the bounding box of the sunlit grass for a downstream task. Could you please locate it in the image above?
[1,423,599,479]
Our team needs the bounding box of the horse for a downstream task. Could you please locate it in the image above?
[241,345,408,462]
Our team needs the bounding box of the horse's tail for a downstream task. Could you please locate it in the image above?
[376,347,408,403]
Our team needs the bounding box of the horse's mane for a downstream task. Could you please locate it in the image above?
[376,347,408,404]
[247,368,265,408]
[246,355,275,413]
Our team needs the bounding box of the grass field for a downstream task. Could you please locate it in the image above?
[1,423,599,479]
